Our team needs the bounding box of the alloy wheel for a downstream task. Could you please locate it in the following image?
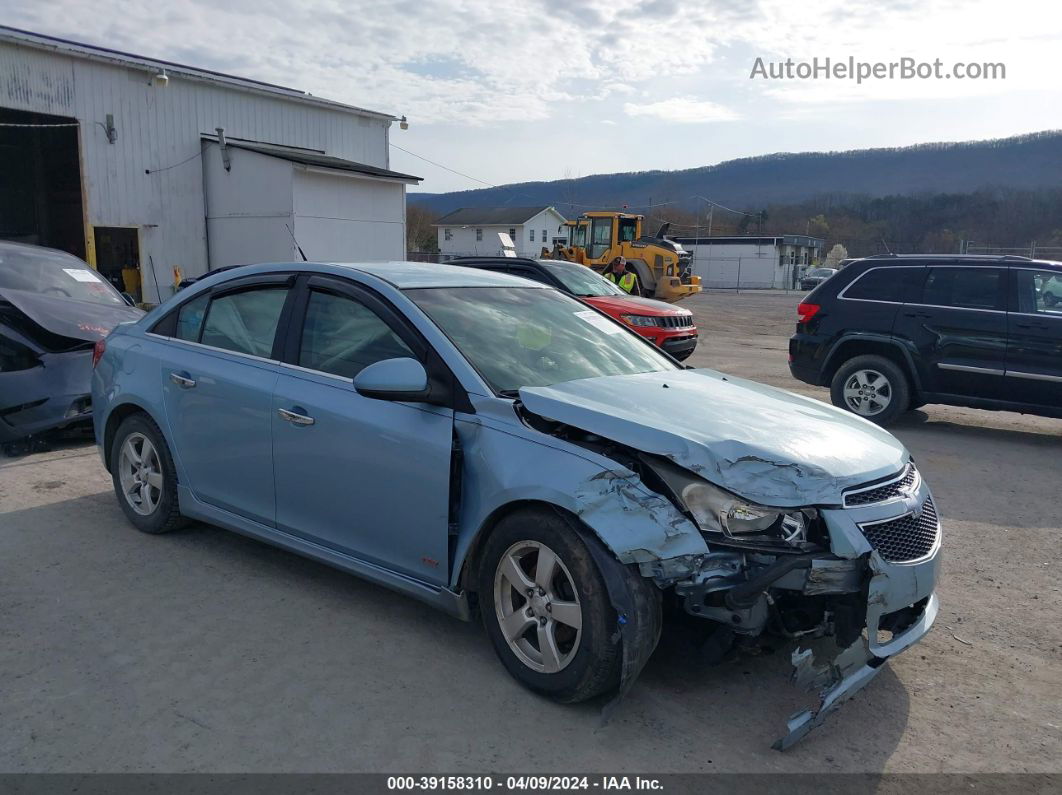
[118,432,164,516]
[493,540,583,674]
[842,369,893,416]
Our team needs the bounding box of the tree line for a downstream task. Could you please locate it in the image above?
[643,186,1062,258]
[410,186,1062,258]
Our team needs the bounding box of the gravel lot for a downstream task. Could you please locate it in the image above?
[1,290,1060,773]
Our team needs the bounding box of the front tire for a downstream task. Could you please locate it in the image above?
[830,354,910,426]
[478,509,635,703]
[110,413,185,534]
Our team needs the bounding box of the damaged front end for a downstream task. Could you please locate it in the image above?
[648,454,942,750]
[520,405,941,749]
[0,242,143,448]
[1,304,96,446]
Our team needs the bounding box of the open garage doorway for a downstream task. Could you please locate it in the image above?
[92,227,142,302]
[0,107,86,259]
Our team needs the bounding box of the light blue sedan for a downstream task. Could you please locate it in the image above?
[92,261,940,748]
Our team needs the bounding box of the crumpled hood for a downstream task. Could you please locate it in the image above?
[519,368,908,507]
[0,288,142,344]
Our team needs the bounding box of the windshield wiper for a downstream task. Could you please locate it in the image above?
[497,389,521,399]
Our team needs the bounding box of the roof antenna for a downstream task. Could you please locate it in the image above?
[285,224,308,261]
[880,237,893,255]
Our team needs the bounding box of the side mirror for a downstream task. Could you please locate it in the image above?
[121,292,136,306]
[353,357,430,402]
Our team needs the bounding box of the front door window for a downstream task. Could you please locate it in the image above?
[298,290,415,378]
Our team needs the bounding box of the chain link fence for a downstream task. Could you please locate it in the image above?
[962,242,1062,259]
[408,250,812,294]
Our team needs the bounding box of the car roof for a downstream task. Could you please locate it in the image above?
[331,260,540,288]
[450,256,543,269]
[853,254,1062,267]
[0,239,87,261]
[451,256,593,276]
[197,260,547,290]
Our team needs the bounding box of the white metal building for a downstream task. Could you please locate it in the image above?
[434,206,568,258]
[673,235,825,289]
[0,26,419,303]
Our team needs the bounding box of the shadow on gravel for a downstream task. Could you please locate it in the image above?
[889,410,1062,528]
[892,410,1062,444]
[4,491,912,769]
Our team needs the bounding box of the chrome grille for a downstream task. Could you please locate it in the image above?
[859,497,939,563]
[844,463,919,507]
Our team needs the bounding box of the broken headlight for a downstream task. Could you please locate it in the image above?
[643,455,811,544]
[680,480,807,541]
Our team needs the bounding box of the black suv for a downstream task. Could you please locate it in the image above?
[789,254,1062,425]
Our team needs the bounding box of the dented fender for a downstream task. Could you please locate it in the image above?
[448,400,709,590]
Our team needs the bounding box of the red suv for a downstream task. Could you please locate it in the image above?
[451,257,698,360]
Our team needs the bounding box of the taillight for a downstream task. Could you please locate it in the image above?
[92,338,106,368]
[797,302,820,323]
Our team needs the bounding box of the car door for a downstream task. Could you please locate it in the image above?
[156,274,294,526]
[271,275,454,585]
[893,264,1008,398]
[1005,266,1062,407]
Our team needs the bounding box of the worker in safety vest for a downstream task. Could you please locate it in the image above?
[604,257,641,296]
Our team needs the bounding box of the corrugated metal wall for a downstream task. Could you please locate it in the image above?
[0,39,393,302]
[292,168,406,262]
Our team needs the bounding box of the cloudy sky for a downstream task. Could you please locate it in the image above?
[4,0,1061,193]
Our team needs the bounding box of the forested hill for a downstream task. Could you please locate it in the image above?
[409,131,1062,216]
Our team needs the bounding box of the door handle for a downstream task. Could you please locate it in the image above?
[278,407,315,426]
[1014,322,1048,330]
[903,311,933,319]
[169,371,196,388]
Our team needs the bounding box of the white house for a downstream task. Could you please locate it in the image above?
[673,235,825,289]
[434,206,568,258]
[0,25,419,303]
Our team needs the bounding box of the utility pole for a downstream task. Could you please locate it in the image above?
[706,204,714,290]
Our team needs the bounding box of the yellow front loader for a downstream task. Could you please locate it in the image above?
[541,212,700,302]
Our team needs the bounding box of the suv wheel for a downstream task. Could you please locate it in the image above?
[478,509,653,703]
[830,354,910,426]
[1045,291,1059,307]
[110,413,185,534]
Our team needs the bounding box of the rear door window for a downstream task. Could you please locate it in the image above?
[921,267,1005,311]
[843,267,923,302]
[1015,269,1062,316]
[175,293,209,341]
[200,287,288,357]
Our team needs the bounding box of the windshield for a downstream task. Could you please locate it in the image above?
[808,268,835,277]
[409,287,678,393]
[537,261,625,297]
[0,245,126,306]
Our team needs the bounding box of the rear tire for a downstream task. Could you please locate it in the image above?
[830,354,910,426]
[478,509,643,703]
[110,413,185,534]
